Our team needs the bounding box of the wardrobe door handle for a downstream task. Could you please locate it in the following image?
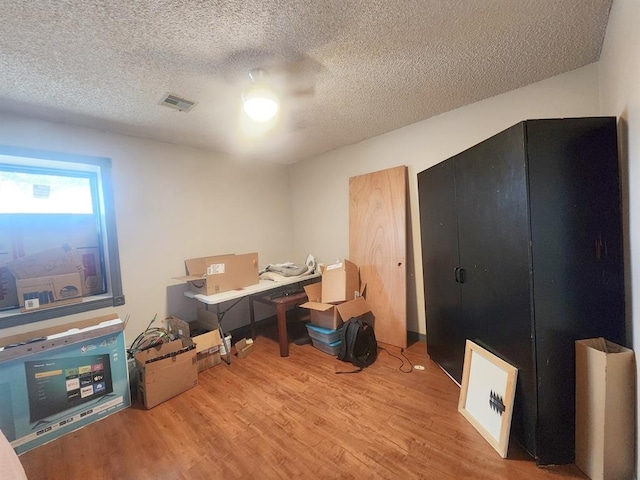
[454,266,460,283]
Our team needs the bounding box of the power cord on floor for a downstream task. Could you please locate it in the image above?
[378,346,414,373]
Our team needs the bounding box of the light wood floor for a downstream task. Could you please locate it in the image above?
[19,320,587,480]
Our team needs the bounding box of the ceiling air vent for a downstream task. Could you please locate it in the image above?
[159,93,196,112]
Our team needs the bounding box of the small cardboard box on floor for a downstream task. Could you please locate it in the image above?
[167,309,223,372]
[135,337,198,409]
[0,314,130,454]
[235,338,254,359]
[175,252,259,296]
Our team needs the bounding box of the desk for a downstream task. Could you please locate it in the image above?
[250,291,309,357]
[184,273,320,357]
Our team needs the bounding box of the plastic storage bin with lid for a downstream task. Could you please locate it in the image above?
[305,323,343,344]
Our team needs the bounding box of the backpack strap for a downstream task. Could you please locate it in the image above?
[338,318,356,360]
[337,319,352,361]
[345,319,361,362]
[357,321,378,367]
[335,317,366,374]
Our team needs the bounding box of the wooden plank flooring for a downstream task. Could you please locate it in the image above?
[19,320,587,480]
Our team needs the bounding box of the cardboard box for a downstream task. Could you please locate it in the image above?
[335,296,372,325]
[305,302,341,330]
[235,338,254,359]
[167,310,221,353]
[77,246,104,296]
[575,338,635,480]
[167,310,222,372]
[0,233,106,296]
[301,283,371,330]
[175,252,259,296]
[135,337,198,409]
[301,282,341,329]
[0,266,18,310]
[6,245,86,311]
[321,259,359,304]
[0,315,130,454]
[303,281,323,303]
[1,215,103,305]
[6,244,83,281]
[17,272,83,311]
[196,350,222,371]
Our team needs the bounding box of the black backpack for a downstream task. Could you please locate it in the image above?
[337,317,377,372]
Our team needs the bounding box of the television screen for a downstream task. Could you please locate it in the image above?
[24,354,113,424]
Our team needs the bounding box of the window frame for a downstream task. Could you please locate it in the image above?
[0,145,125,329]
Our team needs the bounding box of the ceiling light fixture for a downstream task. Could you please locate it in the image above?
[242,69,279,122]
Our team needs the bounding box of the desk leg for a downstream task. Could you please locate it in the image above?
[249,296,256,340]
[276,303,288,357]
[215,304,231,365]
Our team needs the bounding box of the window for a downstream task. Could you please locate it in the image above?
[0,146,124,329]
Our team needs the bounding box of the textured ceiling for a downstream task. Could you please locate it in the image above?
[0,1,612,164]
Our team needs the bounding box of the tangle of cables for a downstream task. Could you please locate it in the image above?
[126,314,172,359]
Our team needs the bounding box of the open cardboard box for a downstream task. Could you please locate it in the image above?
[174,252,259,296]
[301,282,371,330]
[167,309,222,372]
[321,259,360,304]
[135,337,198,409]
[235,337,254,359]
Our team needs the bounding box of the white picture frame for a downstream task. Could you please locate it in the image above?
[458,340,518,458]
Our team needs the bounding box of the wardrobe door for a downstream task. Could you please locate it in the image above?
[454,123,539,456]
[417,160,464,382]
[526,117,625,464]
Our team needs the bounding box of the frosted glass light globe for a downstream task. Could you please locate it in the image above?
[243,96,279,122]
[242,85,279,122]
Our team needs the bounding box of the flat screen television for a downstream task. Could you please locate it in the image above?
[24,354,113,424]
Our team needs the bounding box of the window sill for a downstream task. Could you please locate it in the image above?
[0,294,125,329]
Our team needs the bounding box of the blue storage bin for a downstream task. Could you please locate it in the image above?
[311,338,342,356]
[306,323,343,344]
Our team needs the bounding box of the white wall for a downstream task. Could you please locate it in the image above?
[0,114,295,342]
[598,0,640,474]
[290,63,601,335]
